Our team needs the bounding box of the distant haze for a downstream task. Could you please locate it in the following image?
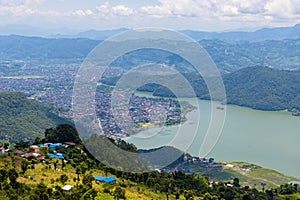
[1,23,300,43]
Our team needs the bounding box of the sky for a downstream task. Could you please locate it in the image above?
[0,0,300,32]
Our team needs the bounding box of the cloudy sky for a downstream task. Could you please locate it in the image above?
[0,0,299,32]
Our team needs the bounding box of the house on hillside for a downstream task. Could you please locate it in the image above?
[30,145,40,153]
[24,153,41,160]
[94,176,116,184]
[49,143,62,150]
[62,185,73,193]
[48,153,64,159]
[15,150,25,156]
[64,142,76,146]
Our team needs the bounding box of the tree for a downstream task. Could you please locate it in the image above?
[77,162,88,175]
[53,160,58,170]
[61,159,65,170]
[203,192,218,200]
[0,168,7,182]
[224,189,235,200]
[3,142,9,149]
[175,191,180,199]
[113,186,126,200]
[6,187,18,200]
[14,140,29,150]
[83,172,94,187]
[8,169,18,187]
[34,137,42,145]
[21,160,29,174]
[30,183,51,200]
[265,189,273,200]
[59,174,68,184]
[184,190,194,200]
[39,147,48,156]
[233,178,240,187]
[44,124,81,144]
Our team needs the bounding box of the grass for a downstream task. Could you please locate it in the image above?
[11,157,186,199]
[279,193,300,200]
[223,162,300,189]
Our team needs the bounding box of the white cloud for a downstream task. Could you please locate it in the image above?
[112,5,133,16]
[72,9,86,17]
[25,0,44,6]
[0,0,299,31]
[141,0,211,18]
[265,0,294,19]
[95,2,110,17]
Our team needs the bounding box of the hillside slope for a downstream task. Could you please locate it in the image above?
[135,66,300,112]
[0,92,72,143]
[224,66,300,111]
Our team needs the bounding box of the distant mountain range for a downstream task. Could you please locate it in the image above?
[1,35,300,72]
[1,23,300,42]
[49,28,129,40]
[49,23,300,42]
[181,23,300,42]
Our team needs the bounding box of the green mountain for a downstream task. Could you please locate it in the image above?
[0,92,72,143]
[0,35,98,60]
[223,66,300,111]
[1,35,300,72]
[133,66,300,112]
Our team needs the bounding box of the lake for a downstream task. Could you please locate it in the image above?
[126,96,300,178]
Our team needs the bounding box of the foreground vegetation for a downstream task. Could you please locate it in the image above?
[0,124,299,199]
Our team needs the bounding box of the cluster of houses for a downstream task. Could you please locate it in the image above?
[95,91,184,138]
[15,142,76,161]
[163,155,225,174]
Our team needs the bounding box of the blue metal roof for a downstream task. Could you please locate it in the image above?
[48,153,63,159]
[49,143,62,150]
[94,176,116,183]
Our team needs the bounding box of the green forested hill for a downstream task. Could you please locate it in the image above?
[2,35,300,73]
[134,66,300,112]
[0,92,72,143]
[223,66,300,111]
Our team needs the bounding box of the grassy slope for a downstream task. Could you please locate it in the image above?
[1,154,300,199]
[223,162,300,189]
[0,154,202,200]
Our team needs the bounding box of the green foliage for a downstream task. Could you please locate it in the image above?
[0,168,7,182]
[14,140,30,150]
[233,178,240,187]
[113,186,126,200]
[82,172,94,187]
[0,92,72,143]
[184,190,195,200]
[137,66,300,113]
[44,124,81,144]
[59,174,68,184]
[29,183,51,200]
[0,125,297,200]
[21,160,29,174]
[8,168,18,187]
